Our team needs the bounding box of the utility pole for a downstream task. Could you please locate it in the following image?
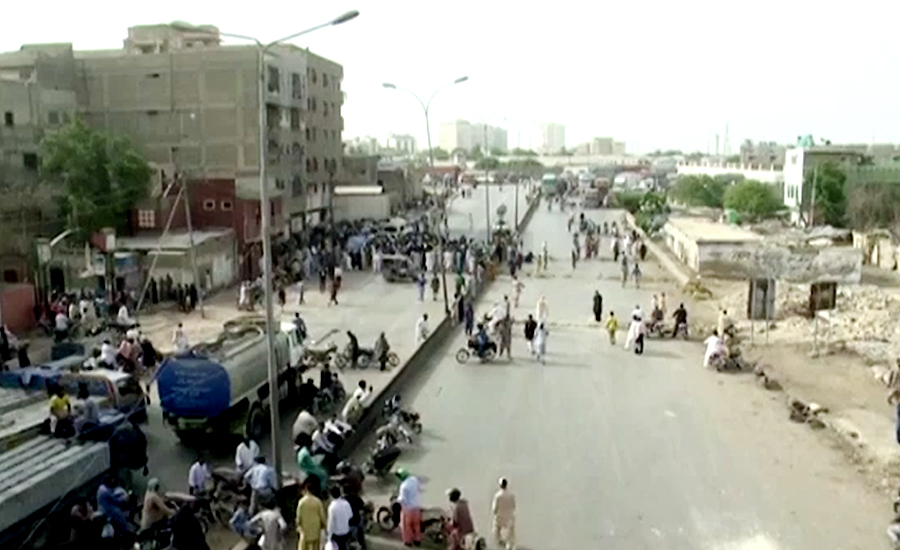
[181,174,205,318]
[808,166,819,227]
[135,179,184,313]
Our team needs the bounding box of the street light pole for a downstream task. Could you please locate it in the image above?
[382,77,468,317]
[172,11,359,480]
[474,111,504,244]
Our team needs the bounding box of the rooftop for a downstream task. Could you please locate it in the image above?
[665,217,762,243]
[333,185,383,196]
[116,228,233,251]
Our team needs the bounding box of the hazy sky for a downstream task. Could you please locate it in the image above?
[3,0,898,153]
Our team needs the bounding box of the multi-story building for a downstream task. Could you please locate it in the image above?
[385,133,416,156]
[438,120,507,153]
[0,45,79,283]
[344,136,380,156]
[540,122,565,154]
[0,24,345,236]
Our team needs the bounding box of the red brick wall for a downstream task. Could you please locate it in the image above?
[129,178,283,245]
[1,284,36,333]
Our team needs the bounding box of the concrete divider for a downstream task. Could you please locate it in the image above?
[339,195,541,459]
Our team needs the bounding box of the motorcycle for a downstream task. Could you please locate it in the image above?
[334,345,401,370]
[211,467,250,507]
[376,420,415,446]
[376,495,445,543]
[388,409,423,434]
[365,443,403,477]
[315,380,346,413]
[302,343,338,370]
[455,338,497,364]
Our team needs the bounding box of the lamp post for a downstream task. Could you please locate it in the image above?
[474,111,505,243]
[382,77,468,317]
[171,11,359,479]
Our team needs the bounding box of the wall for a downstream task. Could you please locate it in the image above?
[676,161,784,184]
[662,221,701,271]
[696,243,862,284]
[0,284,36,332]
[142,233,236,290]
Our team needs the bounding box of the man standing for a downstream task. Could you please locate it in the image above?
[491,478,517,550]
[250,500,287,550]
[592,291,603,323]
[396,469,422,547]
[173,323,189,353]
[243,456,278,515]
[235,436,260,475]
[415,314,429,347]
[327,486,353,550]
[296,482,326,550]
[498,317,513,360]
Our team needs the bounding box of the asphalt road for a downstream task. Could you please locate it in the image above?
[141,184,530,495]
[354,203,889,550]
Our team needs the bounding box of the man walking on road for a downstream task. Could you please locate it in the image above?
[296,482,326,550]
[492,478,516,550]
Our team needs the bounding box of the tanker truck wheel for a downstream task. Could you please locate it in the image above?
[246,404,266,441]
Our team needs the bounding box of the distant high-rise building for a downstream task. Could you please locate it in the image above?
[540,123,566,154]
[385,134,417,155]
[439,120,507,153]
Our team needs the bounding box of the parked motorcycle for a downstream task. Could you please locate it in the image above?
[376,494,445,543]
[302,343,338,370]
[365,443,403,477]
[387,409,423,434]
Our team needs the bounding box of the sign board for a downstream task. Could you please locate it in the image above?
[702,244,862,284]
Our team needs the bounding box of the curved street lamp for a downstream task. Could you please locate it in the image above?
[170,12,359,478]
[381,76,468,167]
[382,77,468,316]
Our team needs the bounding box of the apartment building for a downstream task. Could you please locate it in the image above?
[0,24,345,236]
[0,45,79,283]
[540,122,565,154]
[739,140,787,168]
[438,120,507,153]
[385,133,416,156]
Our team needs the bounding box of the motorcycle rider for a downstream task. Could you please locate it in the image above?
[374,332,390,371]
[140,478,175,532]
[703,330,726,369]
[295,433,328,493]
[446,488,475,550]
[170,499,210,550]
[473,323,493,359]
[672,303,689,338]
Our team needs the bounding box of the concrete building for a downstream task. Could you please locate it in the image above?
[540,122,565,154]
[385,133,416,155]
[0,24,346,237]
[783,146,867,225]
[739,140,787,169]
[662,217,763,276]
[0,45,79,284]
[438,120,507,153]
[345,136,380,155]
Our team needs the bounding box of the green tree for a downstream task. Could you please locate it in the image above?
[510,148,537,157]
[671,175,725,208]
[723,180,782,220]
[430,147,450,161]
[41,118,151,235]
[475,157,501,170]
[489,147,506,157]
[805,162,847,227]
[469,145,484,160]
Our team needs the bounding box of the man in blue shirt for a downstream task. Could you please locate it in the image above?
[243,456,278,515]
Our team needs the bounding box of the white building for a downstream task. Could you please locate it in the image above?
[540,123,566,154]
[438,120,507,152]
[783,146,866,225]
[676,161,784,185]
[385,134,417,155]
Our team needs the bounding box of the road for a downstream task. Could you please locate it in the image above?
[140,185,530,496]
[355,203,888,550]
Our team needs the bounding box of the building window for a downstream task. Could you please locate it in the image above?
[323,103,329,117]
[22,153,38,170]
[310,97,317,112]
[292,176,303,197]
[305,127,310,141]
[267,66,280,93]
[203,199,216,211]
[290,108,300,130]
[275,179,285,190]
[220,200,233,211]
[323,73,329,87]
[310,68,317,84]
[313,157,319,172]
[47,111,60,126]
[3,269,19,283]
[3,112,12,126]
[312,128,317,142]
[306,159,312,173]
[137,209,156,228]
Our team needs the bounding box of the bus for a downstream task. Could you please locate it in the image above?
[540,173,559,196]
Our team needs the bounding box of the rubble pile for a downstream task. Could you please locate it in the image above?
[682,279,713,300]
[721,282,900,363]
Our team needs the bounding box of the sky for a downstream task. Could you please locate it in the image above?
[3,0,899,153]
